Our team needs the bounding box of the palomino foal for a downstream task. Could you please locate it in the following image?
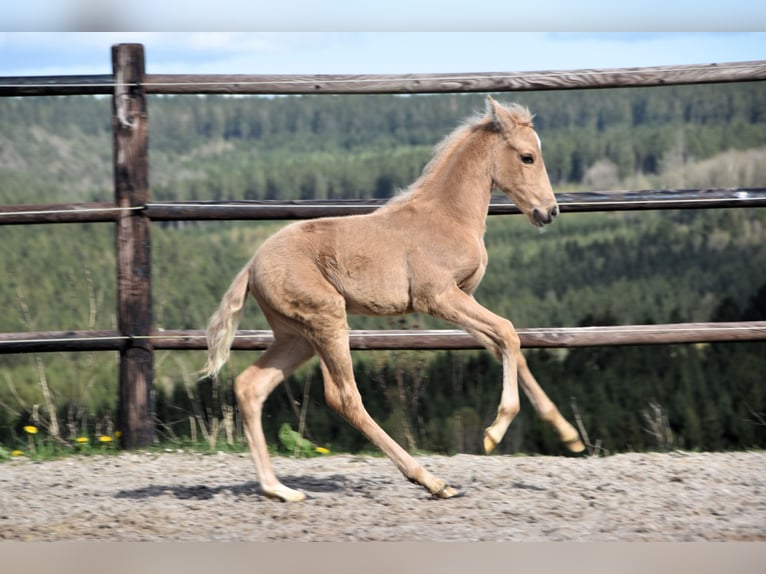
[204,96,584,502]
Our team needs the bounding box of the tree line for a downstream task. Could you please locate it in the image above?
[1,81,765,205]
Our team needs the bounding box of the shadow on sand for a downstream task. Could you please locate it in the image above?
[114,473,353,501]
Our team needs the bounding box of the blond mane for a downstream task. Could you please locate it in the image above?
[501,102,535,127]
[398,101,534,196]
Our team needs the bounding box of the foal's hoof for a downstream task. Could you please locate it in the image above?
[264,484,306,503]
[483,426,504,455]
[483,434,497,455]
[564,437,587,454]
[432,485,462,499]
[560,428,586,454]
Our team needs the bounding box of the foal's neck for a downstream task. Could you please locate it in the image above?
[409,124,495,229]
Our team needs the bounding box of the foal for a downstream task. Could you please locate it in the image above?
[204,96,584,501]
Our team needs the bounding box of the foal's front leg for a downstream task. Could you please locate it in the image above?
[427,286,523,454]
[429,285,583,454]
[517,353,585,453]
[485,349,585,454]
[482,350,521,455]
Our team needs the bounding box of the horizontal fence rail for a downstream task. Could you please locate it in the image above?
[3,322,766,354]
[3,60,766,97]
[2,188,765,225]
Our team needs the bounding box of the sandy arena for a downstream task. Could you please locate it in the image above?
[1,450,764,541]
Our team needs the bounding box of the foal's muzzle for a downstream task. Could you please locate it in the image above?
[532,205,559,227]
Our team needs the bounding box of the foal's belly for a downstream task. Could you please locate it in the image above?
[332,264,414,316]
[344,292,413,317]
[258,214,417,318]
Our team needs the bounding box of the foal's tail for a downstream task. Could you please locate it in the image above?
[203,264,251,379]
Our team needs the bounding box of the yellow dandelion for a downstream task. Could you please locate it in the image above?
[315,447,330,455]
[75,436,89,444]
[23,425,38,435]
[98,435,113,443]
[11,450,24,457]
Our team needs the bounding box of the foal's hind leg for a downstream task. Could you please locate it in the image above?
[517,353,585,453]
[314,328,459,499]
[235,335,315,502]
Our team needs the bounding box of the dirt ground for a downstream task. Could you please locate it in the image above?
[1,450,764,541]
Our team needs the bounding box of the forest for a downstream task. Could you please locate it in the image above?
[1,81,765,456]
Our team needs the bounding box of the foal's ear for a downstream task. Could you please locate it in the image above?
[486,95,515,132]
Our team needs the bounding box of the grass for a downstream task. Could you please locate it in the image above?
[0,427,324,463]
[0,424,122,462]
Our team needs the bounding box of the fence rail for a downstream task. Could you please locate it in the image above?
[3,188,766,225]
[3,60,766,97]
[3,322,766,354]
[2,44,765,447]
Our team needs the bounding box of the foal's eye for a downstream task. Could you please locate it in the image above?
[520,154,535,165]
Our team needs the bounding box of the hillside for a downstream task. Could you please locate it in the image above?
[1,84,765,454]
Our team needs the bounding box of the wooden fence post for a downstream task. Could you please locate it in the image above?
[112,44,154,448]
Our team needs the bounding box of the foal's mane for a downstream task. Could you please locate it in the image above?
[396,102,534,196]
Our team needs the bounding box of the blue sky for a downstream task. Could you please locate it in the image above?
[3,1,766,32]
[1,32,764,77]
[0,1,764,77]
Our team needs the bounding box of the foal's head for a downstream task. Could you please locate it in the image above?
[486,96,558,227]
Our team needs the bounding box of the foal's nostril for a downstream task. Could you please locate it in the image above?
[550,205,559,219]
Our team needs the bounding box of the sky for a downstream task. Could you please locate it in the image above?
[0,2,764,77]
[1,32,764,78]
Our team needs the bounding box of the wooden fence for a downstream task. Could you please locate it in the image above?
[2,44,766,447]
